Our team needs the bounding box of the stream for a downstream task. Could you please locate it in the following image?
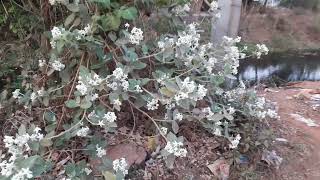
[238,52,320,83]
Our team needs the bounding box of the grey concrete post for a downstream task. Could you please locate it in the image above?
[211,0,242,44]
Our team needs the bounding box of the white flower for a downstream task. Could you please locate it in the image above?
[158,41,165,49]
[49,0,56,5]
[125,23,130,28]
[256,97,266,109]
[229,134,241,149]
[30,92,37,102]
[134,85,143,93]
[76,81,88,95]
[84,24,92,34]
[103,112,117,123]
[0,161,15,177]
[129,27,144,45]
[172,3,190,14]
[147,99,159,110]
[37,89,45,97]
[210,1,219,11]
[12,89,21,99]
[267,109,278,119]
[164,141,187,157]
[98,120,105,127]
[51,60,65,71]
[174,113,183,121]
[51,27,63,39]
[11,168,33,180]
[256,44,269,59]
[50,40,56,48]
[213,128,222,136]
[195,84,207,100]
[113,158,128,175]
[88,74,103,86]
[84,168,92,175]
[90,93,99,101]
[160,127,168,135]
[228,107,235,114]
[76,126,90,137]
[38,60,46,67]
[113,99,122,107]
[96,145,106,157]
[121,80,129,91]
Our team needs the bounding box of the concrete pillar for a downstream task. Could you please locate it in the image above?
[211,0,242,44]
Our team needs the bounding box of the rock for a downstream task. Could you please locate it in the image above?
[261,150,283,169]
[207,159,230,180]
[290,114,319,127]
[90,142,147,175]
[107,143,147,167]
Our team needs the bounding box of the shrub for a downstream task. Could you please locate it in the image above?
[0,0,274,179]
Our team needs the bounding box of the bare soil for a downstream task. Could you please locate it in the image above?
[240,7,320,51]
[259,81,320,180]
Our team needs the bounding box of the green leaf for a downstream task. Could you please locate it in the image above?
[40,138,53,147]
[108,31,117,42]
[15,156,51,176]
[172,121,179,134]
[66,4,80,12]
[119,7,138,20]
[164,81,179,92]
[99,15,121,31]
[130,61,146,69]
[65,99,79,108]
[92,0,111,9]
[103,171,116,180]
[80,98,92,109]
[44,111,57,123]
[64,13,76,27]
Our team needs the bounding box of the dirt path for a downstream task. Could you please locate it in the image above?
[260,81,320,180]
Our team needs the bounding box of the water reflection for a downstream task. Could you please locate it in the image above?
[238,53,320,82]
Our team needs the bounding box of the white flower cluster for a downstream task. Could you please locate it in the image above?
[176,23,200,50]
[38,59,46,67]
[113,158,128,175]
[160,127,168,135]
[76,72,103,98]
[172,3,190,14]
[106,68,129,92]
[96,145,106,158]
[49,0,63,5]
[157,37,175,50]
[174,77,207,104]
[201,107,223,136]
[222,36,245,74]
[76,126,90,137]
[128,27,144,45]
[164,141,187,157]
[10,168,33,180]
[147,99,159,110]
[256,44,269,59]
[12,89,21,99]
[50,27,65,48]
[88,111,117,127]
[210,1,219,11]
[0,127,43,178]
[76,24,92,40]
[51,59,65,71]
[174,113,183,121]
[229,134,241,149]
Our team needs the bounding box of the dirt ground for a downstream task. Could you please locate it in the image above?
[240,7,320,51]
[259,81,320,180]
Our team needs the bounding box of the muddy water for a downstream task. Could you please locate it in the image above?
[238,52,320,82]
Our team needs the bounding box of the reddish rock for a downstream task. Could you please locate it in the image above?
[107,142,147,167]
